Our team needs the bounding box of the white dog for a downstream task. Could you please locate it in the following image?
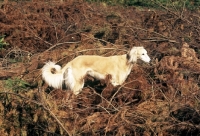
[42,47,150,95]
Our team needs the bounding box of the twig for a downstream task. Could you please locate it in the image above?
[53,23,59,43]
[163,121,200,130]
[180,0,186,19]
[147,75,171,102]
[96,105,111,115]
[45,106,72,136]
[44,41,81,52]
[88,86,119,112]
[127,25,179,43]
[2,47,31,67]
[33,32,53,46]
[142,38,178,43]
[108,80,138,108]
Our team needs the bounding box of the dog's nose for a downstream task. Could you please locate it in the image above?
[147,57,151,63]
[145,56,151,63]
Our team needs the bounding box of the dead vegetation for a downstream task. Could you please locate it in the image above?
[0,1,199,135]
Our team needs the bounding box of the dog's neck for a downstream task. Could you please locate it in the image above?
[126,54,136,64]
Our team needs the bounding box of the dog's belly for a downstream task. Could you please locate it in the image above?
[87,70,105,80]
[87,70,121,86]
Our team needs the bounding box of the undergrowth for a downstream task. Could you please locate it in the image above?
[0,0,199,135]
[86,0,200,10]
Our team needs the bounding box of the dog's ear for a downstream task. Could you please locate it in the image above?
[127,47,138,63]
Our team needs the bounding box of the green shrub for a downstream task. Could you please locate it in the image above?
[85,0,200,10]
[4,78,30,92]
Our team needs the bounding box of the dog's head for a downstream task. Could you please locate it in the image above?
[127,47,151,63]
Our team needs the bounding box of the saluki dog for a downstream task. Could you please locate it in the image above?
[42,47,151,95]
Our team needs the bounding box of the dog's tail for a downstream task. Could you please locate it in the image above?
[42,61,63,89]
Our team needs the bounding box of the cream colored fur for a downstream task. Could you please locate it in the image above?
[42,46,150,95]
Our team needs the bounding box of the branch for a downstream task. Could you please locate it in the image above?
[44,41,81,52]
[108,80,138,108]
[88,86,119,112]
[141,37,178,43]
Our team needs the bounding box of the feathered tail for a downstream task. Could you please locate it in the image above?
[42,61,76,91]
[42,61,63,89]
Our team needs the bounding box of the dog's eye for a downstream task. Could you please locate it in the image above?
[142,53,145,55]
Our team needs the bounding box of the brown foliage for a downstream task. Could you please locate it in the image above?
[0,1,199,136]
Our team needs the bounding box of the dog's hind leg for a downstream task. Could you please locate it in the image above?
[72,78,84,95]
[64,67,75,90]
[64,67,85,95]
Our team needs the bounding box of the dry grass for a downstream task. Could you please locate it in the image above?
[0,1,199,135]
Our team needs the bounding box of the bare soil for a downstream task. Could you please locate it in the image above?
[0,1,199,135]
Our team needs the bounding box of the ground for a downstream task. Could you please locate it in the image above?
[0,1,200,136]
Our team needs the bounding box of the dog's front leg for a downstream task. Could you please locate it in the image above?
[110,77,120,86]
